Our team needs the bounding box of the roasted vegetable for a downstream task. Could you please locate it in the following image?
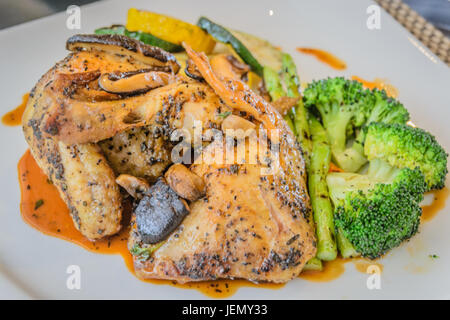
[231,30,282,72]
[263,66,296,133]
[165,164,205,202]
[98,69,172,95]
[308,116,337,261]
[281,53,312,160]
[263,67,285,101]
[127,9,216,53]
[198,17,264,76]
[95,25,183,52]
[135,178,190,244]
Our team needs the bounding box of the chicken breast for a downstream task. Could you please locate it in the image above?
[130,140,315,283]
[127,43,315,283]
[23,35,315,282]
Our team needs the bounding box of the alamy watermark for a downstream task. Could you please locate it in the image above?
[66,5,81,30]
[366,265,382,290]
[66,265,81,290]
[366,5,381,30]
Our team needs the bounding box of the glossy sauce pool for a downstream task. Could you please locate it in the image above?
[296,48,347,70]
[299,258,384,282]
[17,150,284,298]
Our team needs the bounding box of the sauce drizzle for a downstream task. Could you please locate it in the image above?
[299,258,349,282]
[17,149,449,295]
[351,75,399,98]
[421,188,449,222]
[17,150,283,298]
[2,93,29,126]
[353,259,384,274]
[296,48,347,70]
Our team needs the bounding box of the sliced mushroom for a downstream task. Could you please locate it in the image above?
[66,34,180,74]
[165,163,205,201]
[210,54,250,80]
[221,114,256,132]
[115,174,150,199]
[98,69,172,95]
[135,178,189,244]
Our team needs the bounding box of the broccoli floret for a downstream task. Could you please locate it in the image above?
[328,166,426,259]
[304,78,409,173]
[304,78,372,172]
[365,122,448,190]
[352,89,409,156]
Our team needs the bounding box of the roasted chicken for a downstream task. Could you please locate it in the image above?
[22,34,316,282]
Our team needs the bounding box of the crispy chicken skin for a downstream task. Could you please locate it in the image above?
[99,126,171,182]
[22,65,122,239]
[21,35,181,239]
[130,140,315,283]
[22,35,230,239]
[128,43,315,283]
[97,81,231,181]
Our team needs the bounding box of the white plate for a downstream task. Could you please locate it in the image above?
[0,0,449,299]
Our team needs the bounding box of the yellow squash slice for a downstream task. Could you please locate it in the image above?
[127,8,216,53]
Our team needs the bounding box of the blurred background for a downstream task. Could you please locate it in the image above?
[0,0,448,35]
[0,0,448,65]
[0,0,449,36]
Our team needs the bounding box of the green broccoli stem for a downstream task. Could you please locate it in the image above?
[336,228,360,259]
[321,108,366,172]
[303,257,323,271]
[367,158,400,182]
[281,53,312,159]
[308,116,338,261]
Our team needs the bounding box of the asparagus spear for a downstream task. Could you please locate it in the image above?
[308,116,338,261]
[264,65,322,270]
[263,67,285,101]
[303,257,323,271]
[263,66,296,134]
[281,53,312,159]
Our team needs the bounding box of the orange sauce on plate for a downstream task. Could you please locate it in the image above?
[421,188,449,222]
[351,76,398,98]
[17,150,283,298]
[296,48,347,70]
[353,259,384,274]
[2,93,29,126]
[16,149,449,295]
[299,258,350,282]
